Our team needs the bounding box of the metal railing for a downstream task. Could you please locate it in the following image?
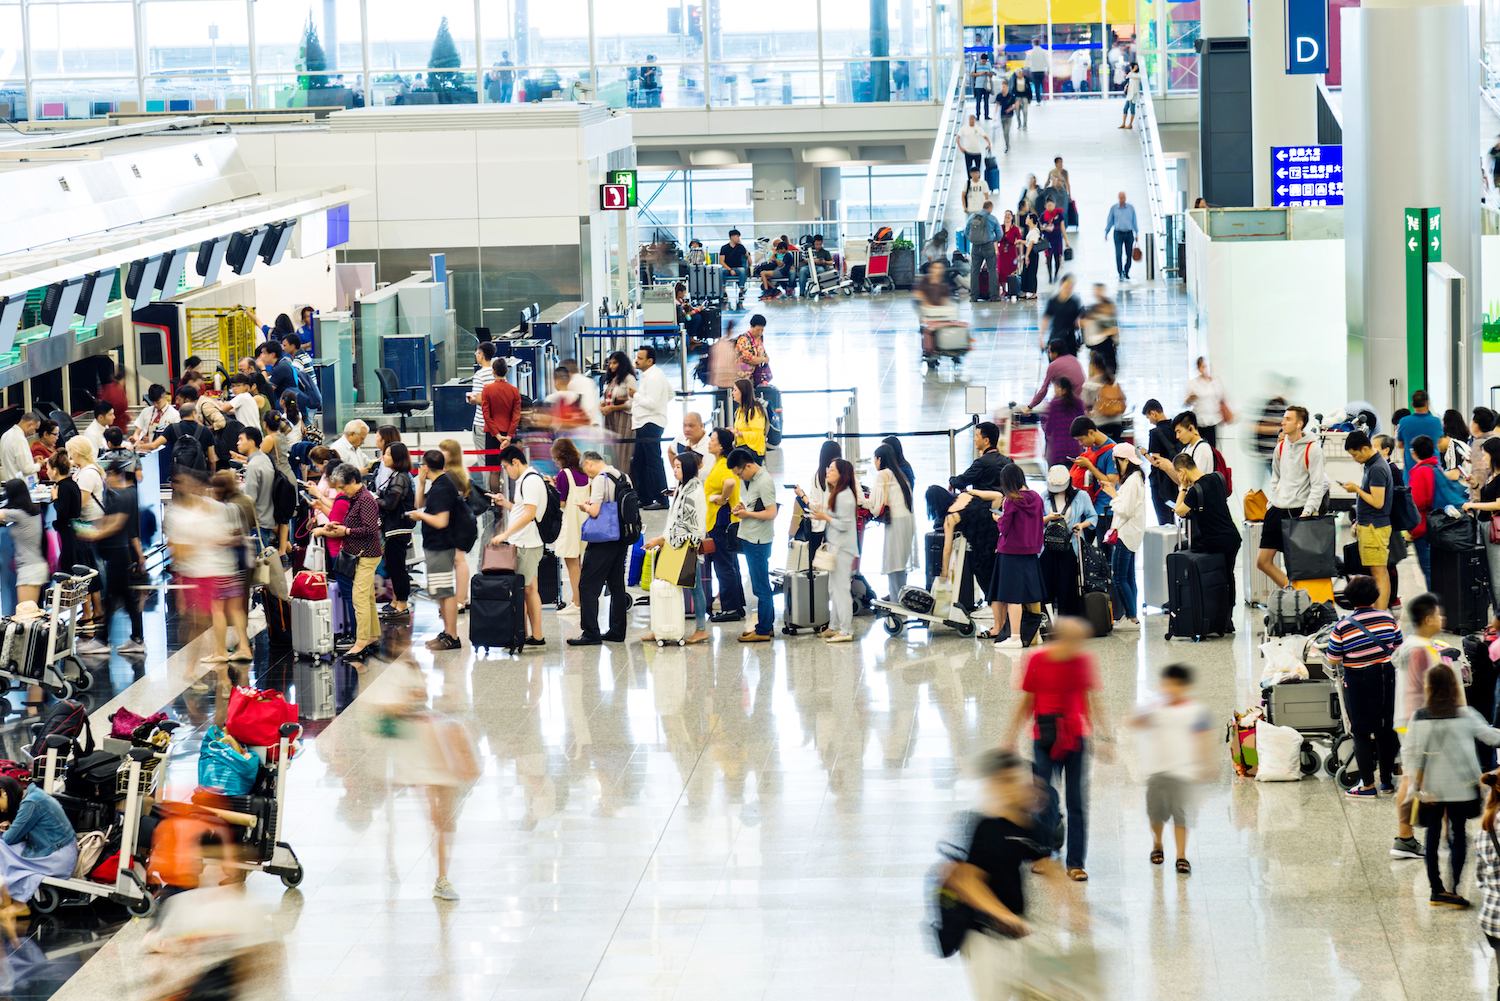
[1187,205,1344,241]
[1133,84,1173,279]
[916,62,968,249]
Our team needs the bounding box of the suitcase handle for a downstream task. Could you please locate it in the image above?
[1329,693,1341,720]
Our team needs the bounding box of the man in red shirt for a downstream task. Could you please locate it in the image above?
[96,366,131,432]
[481,358,522,494]
[1002,617,1110,882]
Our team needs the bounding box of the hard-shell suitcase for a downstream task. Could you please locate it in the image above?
[6,619,48,680]
[537,549,564,608]
[469,572,527,654]
[1243,520,1282,606]
[292,660,335,721]
[782,568,830,633]
[973,267,991,299]
[687,263,724,301]
[1083,590,1113,637]
[290,597,334,658]
[985,165,1000,192]
[1167,549,1232,640]
[1140,525,1176,610]
[1430,545,1491,634]
[649,578,686,645]
[1263,678,1340,733]
[329,578,347,637]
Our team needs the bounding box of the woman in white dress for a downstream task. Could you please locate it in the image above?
[863,443,918,600]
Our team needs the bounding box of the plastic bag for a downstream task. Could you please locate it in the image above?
[1254,719,1305,782]
[1258,636,1311,686]
[196,726,259,796]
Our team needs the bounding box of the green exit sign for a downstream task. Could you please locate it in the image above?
[607,169,638,207]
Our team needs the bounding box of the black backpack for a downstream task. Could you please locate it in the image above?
[606,472,642,545]
[271,471,297,526]
[28,698,93,760]
[171,426,207,473]
[450,486,479,553]
[526,471,564,545]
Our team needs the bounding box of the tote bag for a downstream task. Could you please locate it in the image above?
[1282,514,1337,580]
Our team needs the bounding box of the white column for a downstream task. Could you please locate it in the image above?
[1249,0,1316,206]
[1200,0,1247,39]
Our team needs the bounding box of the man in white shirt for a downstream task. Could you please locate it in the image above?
[488,444,549,646]
[672,412,712,460]
[0,412,41,481]
[631,345,673,509]
[954,115,992,178]
[130,385,178,445]
[467,342,498,452]
[226,374,260,430]
[1025,42,1051,101]
[564,358,603,426]
[1257,404,1327,590]
[331,419,370,470]
[82,401,114,452]
[1150,411,1215,486]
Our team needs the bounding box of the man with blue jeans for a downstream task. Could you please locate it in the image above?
[797,235,835,295]
[729,448,778,642]
[719,229,750,292]
[1103,191,1138,280]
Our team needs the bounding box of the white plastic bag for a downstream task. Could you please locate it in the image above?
[1254,719,1305,782]
[1258,636,1310,686]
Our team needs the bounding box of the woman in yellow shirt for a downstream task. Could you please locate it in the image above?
[702,428,746,620]
[731,379,768,458]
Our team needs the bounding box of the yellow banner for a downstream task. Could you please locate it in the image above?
[963,0,1136,26]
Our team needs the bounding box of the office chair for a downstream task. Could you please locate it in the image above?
[374,368,428,432]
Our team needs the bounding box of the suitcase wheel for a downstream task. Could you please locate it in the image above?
[883,614,905,635]
[782,625,798,635]
[1298,743,1319,776]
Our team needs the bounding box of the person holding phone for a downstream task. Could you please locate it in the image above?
[408,450,463,651]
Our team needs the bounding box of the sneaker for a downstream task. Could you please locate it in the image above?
[1379,783,1396,794]
[433,877,460,902]
[1390,837,1424,859]
[1345,785,1378,798]
[1431,891,1471,909]
[75,638,110,656]
[995,636,1023,650]
[1114,618,1140,631]
[117,638,147,654]
[558,603,581,615]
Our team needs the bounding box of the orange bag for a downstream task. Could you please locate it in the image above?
[1294,578,1335,603]
[147,802,233,889]
[1243,489,1268,522]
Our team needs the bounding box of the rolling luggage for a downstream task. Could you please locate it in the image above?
[290,597,334,658]
[973,267,991,299]
[935,325,970,352]
[985,165,1000,192]
[1140,525,1176,610]
[1263,678,1340,733]
[924,531,946,589]
[1166,549,1232,641]
[292,660,335,721]
[649,578,686,645]
[264,595,292,650]
[5,618,49,680]
[537,549,564,608]
[1430,545,1490,634]
[1004,275,1022,299]
[687,263,724,301]
[469,572,527,654]
[782,567,830,634]
[1078,541,1113,637]
[328,578,347,638]
[1243,520,1282,607]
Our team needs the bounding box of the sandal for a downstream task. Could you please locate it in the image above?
[1067,868,1088,882]
[978,630,1004,640]
[1150,849,1164,865]
[1175,859,1191,875]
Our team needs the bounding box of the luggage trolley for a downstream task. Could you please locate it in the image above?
[0,566,97,704]
[191,722,305,888]
[996,405,1047,478]
[865,239,894,294]
[872,537,979,639]
[1263,627,1357,783]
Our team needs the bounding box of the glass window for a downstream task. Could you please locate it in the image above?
[823,57,930,102]
[486,0,589,67]
[33,78,139,119]
[1167,51,1197,92]
[254,0,362,80]
[593,0,702,65]
[144,73,252,111]
[819,0,930,60]
[366,2,476,74]
[714,0,818,60]
[588,63,707,109]
[709,62,821,106]
[841,165,925,221]
[29,1,136,76]
[0,4,21,119]
[140,0,248,77]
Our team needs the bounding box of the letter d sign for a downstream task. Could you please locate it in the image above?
[1285,0,1329,74]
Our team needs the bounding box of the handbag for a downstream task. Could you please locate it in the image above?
[225,687,298,747]
[291,570,328,600]
[654,543,700,587]
[812,545,837,572]
[1282,514,1338,580]
[1063,246,1074,261]
[333,547,359,580]
[302,535,326,574]
[1426,509,1480,551]
[699,537,716,555]
[197,725,259,796]
[482,541,517,574]
[108,708,166,741]
[1243,489,1268,522]
[582,502,622,543]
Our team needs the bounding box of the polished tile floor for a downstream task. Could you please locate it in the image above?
[28,101,1500,1001]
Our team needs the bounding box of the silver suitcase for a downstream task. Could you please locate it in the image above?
[1140,525,1176,610]
[782,567,830,632]
[687,263,723,300]
[1264,678,1340,732]
[291,597,334,657]
[293,660,335,721]
[1243,520,1283,606]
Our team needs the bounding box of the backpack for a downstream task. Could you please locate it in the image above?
[526,471,563,545]
[171,426,207,474]
[449,482,479,553]
[28,698,93,761]
[1209,444,1233,494]
[873,226,894,244]
[271,471,297,526]
[1069,442,1113,498]
[965,213,990,247]
[1096,381,1126,418]
[1391,482,1421,533]
[606,472,643,545]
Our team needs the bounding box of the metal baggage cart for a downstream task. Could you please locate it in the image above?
[842,239,871,292]
[865,240,894,294]
[996,407,1047,478]
[0,566,96,705]
[872,536,979,638]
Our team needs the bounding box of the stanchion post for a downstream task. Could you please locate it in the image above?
[948,428,956,479]
[678,322,688,397]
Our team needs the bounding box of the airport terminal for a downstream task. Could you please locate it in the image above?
[0,0,1494,997]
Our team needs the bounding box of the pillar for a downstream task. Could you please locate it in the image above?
[1344,0,1480,412]
[820,166,842,221]
[1197,0,1250,207]
[1200,0,1247,39]
[752,163,799,224]
[1249,0,1316,206]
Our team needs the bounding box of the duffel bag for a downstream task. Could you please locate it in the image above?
[898,586,936,615]
[225,687,298,747]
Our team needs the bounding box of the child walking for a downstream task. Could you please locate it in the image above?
[1132,664,1214,875]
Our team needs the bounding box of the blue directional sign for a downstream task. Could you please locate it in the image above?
[1270,145,1343,207]
[1285,0,1329,74]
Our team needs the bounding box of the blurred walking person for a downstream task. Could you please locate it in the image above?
[1131,663,1213,874]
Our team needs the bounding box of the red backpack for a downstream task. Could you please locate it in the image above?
[1070,442,1114,498]
[1211,444,1233,495]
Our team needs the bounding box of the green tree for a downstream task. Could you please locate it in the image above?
[428,17,461,91]
[299,13,328,90]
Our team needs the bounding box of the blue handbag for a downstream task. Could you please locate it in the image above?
[197,725,259,796]
[581,501,621,543]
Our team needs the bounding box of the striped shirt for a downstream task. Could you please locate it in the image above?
[1325,608,1402,671]
[471,365,495,434]
[1477,826,1500,938]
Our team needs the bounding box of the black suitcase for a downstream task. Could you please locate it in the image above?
[468,572,527,654]
[1166,549,1232,640]
[1430,545,1490,634]
[1005,275,1022,299]
[1078,542,1113,636]
[537,550,564,609]
[924,530,945,589]
[1340,541,1401,605]
[264,595,292,649]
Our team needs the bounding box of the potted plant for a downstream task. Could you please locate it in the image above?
[889,237,916,289]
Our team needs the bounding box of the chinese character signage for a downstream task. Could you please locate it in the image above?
[1270,145,1343,207]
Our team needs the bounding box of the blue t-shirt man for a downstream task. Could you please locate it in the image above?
[1091,440,1117,515]
[1397,408,1444,473]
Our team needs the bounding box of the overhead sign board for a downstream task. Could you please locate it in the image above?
[606,169,638,207]
[1285,0,1329,74]
[600,183,629,211]
[1269,145,1343,206]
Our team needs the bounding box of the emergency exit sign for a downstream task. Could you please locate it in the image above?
[606,169,638,207]
[600,184,629,210]
[1405,206,1443,392]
